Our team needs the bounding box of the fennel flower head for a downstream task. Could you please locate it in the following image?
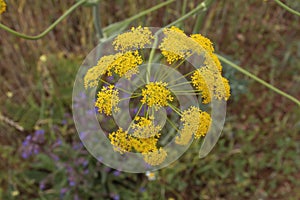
[73,26,229,172]
[0,0,6,14]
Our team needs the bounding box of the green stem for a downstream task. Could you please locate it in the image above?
[166,0,208,28]
[118,0,175,26]
[0,0,87,40]
[193,0,216,33]
[217,54,300,107]
[146,37,158,83]
[274,0,300,17]
[93,3,104,40]
[178,0,188,28]
[168,103,182,116]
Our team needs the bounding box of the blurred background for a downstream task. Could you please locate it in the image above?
[0,0,299,199]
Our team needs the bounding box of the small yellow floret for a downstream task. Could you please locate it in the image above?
[109,128,132,153]
[110,51,142,79]
[191,34,222,72]
[131,135,159,154]
[113,26,154,52]
[141,82,173,110]
[191,66,230,103]
[175,106,211,145]
[84,51,142,88]
[131,116,161,138]
[95,85,120,116]
[84,54,118,88]
[160,27,210,64]
[142,147,167,166]
[190,34,214,53]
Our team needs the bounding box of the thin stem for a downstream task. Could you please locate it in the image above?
[217,54,300,107]
[165,1,207,28]
[126,103,144,133]
[168,68,197,85]
[93,3,104,40]
[119,94,142,101]
[166,117,180,132]
[158,58,186,82]
[0,0,87,40]
[169,81,192,88]
[99,78,133,94]
[274,0,300,17]
[193,0,216,33]
[168,103,182,116]
[146,37,158,83]
[178,0,188,28]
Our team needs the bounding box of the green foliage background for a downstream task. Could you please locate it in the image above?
[0,0,299,199]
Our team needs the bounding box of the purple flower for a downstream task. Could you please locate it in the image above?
[32,129,45,143]
[166,106,173,115]
[69,180,76,187]
[21,151,29,159]
[39,181,46,190]
[20,129,45,159]
[52,139,62,148]
[113,170,121,176]
[60,188,68,197]
[111,194,120,200]
[72,142,83,150]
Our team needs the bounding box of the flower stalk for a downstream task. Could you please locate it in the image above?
[0,0,87,40]
[217,54,300,107]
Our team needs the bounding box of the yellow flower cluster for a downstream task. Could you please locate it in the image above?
[84,51,142,88]
[82,26,231,167]
[159,26,199,64]
[131,116,161,138]
[141,82,173,110]
[108,51,142,79]
[95,85,120,116]
[131,135,159,154]
[108,124,167,166]
[142,148,167,166]
[113,26,154,52]
[191,66,230,104]
[0,0,6,14]
[191,34,222,72]
[109,128,132,153]
[175,106,211,145]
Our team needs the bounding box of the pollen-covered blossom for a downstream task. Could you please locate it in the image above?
[109,51,142,79]
[109,128,132,153]
[109,127,159,154]
[131,116,161,138]
[95,85,120,116]
[191,34,222,72]
[191,66,230,104]
[159,26,194,64]
[84,54,118,88]
[160,26,209,64]
[84,51,142,88]
[131,134,160,154]
[0,0,6,14]
[113,26,154,52]
[175,106,211,145]
[142,147,167,166]
[141,82,173,110]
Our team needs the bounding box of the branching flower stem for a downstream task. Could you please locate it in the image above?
[274,0,300,17]
[217,54,300,107]
[0,0,87,40]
